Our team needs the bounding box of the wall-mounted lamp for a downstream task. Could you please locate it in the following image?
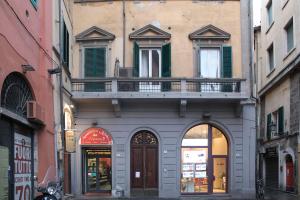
[48,67,62,75]
[21,64,35,74]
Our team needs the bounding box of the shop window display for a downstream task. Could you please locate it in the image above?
[181,124,228,194]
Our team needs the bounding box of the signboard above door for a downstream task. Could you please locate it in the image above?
[80,128,112,145]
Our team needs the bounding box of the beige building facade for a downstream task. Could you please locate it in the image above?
[66,0,255,198]
[255,0,300,195]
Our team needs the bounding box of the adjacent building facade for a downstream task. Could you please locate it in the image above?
[255,0,300,195]
[0,0,55,199]
[65,0,255,198]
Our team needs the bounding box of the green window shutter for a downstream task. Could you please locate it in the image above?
[84,48,106,91]
[267,113,272,140]
[221,46,232,92]
[161,43,171,77]
[30,0,38,8]
[278,107,284,134]
[161,43,171,91]
[63,22,69,69]
[133,42,140,77]
[222,46,232,78]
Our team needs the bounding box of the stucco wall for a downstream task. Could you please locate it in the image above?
[259,0,300,89]
[0,0,55,178]
[71,101,255,198]
[71,0,242,78]
[264,78,290,133]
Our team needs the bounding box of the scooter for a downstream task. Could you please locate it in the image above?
[34,165,62,200]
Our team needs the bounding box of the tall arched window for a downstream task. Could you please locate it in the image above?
[181,124,228,194]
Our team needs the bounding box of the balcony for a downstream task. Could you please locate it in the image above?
[71,77,247,101]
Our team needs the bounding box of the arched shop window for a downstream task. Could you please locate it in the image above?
[1,72,34,118]
[181,124,228,194]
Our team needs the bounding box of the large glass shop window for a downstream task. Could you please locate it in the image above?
[181,125,228,194]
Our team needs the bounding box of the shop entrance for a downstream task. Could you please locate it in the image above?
[180,124,229,194]
[131,131,158,196]
[80,128,113,194]
[85,149,112,192]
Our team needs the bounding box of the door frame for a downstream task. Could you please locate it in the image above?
[82,147,112,194]
[129,130,160,196]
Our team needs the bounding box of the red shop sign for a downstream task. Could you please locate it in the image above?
[80,128,112,145]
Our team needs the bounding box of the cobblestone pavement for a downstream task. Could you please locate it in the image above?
[264,189,298,200]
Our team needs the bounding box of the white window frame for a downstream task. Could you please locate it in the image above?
[138,48,162,92]
[139,48,162,78]
[198,47,221,79]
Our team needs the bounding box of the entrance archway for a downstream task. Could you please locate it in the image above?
[285,154,294,192]
[181,124,229,194]
[131,130,158,196]
[80,128,113,194]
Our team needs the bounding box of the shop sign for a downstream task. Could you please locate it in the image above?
[14,133,32,200]
[80,128,112,145]
[65,130,76,153]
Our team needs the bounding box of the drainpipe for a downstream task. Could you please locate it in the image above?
[58,0,65,194]
[122,0,126,68]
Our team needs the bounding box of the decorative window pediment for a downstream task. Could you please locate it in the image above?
[129,24,171,40]
[75,26,115,42]
[189,24,230,40]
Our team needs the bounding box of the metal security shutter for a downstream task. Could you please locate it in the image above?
[265,155,279,189]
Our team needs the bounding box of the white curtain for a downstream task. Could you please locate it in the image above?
[200,48,220,78]
[141,50,149,77]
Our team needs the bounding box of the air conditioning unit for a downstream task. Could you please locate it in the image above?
[119,68,133,78]
[27,101,45,125]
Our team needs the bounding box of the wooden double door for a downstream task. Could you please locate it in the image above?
[131,131,158,195]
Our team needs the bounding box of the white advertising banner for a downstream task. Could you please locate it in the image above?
[182,150,207,163]
[14,133,32,200]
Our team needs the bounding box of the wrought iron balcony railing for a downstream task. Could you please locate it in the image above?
[71,78,246,99]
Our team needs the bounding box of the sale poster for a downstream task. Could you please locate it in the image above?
[14,133,32,200]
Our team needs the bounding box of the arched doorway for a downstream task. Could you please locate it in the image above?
[181,124,229,194]
[80,128,113,194]
[131,130,158,196]
[285,154,294,192]
[0,72,35,199]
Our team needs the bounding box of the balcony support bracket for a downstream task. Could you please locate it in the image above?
[179,99,187,118]
[112,99,121,118]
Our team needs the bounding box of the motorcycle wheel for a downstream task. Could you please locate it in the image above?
[35,195,57,200]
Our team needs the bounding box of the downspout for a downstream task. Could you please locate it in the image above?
[58,0,65,194]
[122,0,126,68]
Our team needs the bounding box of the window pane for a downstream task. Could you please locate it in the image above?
[182,125,208,146]
[286,22,294,52]
[152,50,160,77]
[267,2,273,25]
[200,48,220,78]
[141,50,149,77]
[181,148,208,193]
[268,45,274,70]
[212,127,228,155]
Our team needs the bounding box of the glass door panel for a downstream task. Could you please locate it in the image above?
[213,157,227,193]
[87,157,97,191]
[181,148,208,193]
[98,157,111,191]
